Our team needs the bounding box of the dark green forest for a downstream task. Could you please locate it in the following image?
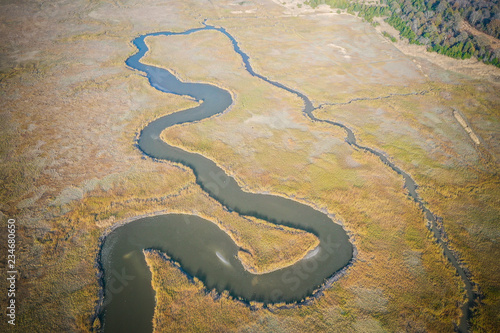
[306,0,500,67]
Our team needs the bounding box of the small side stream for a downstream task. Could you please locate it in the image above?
[214,21,476,332]
[96,22,475,333]
[97,24,353,333]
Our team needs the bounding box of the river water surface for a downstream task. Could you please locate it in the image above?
[98,25,353,333]
[98,23,475,333]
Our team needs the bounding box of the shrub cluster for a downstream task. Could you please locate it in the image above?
[306,0,500,67]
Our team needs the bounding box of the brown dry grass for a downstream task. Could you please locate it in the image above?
[143,23,468,332]
[1,0,498,332]
[315,81,500,331]
[461,21,500,50]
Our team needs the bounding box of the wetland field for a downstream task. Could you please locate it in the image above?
[1,0,499,332]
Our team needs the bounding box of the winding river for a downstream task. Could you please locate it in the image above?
[98,25,353,333]
[97,23,475,333]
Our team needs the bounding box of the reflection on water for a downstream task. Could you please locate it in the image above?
[98,25,353,333]
[216,251,231,266]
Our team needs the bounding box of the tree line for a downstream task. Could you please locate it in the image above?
[306,0,500,67]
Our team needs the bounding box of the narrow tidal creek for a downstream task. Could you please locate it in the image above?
[97,25,353,333]
[97,23,475,333]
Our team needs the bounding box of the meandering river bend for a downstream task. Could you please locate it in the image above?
[98,25,353,333]
[97,23,475,333]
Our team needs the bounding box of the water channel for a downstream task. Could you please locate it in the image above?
[97,23,475,333]
[97,25,353,333]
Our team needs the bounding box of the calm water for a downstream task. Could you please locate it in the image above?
[98,26,353,333]
[99,22,474,333]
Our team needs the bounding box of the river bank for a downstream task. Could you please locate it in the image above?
[97,25,354,332]
[3,1,497,331]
